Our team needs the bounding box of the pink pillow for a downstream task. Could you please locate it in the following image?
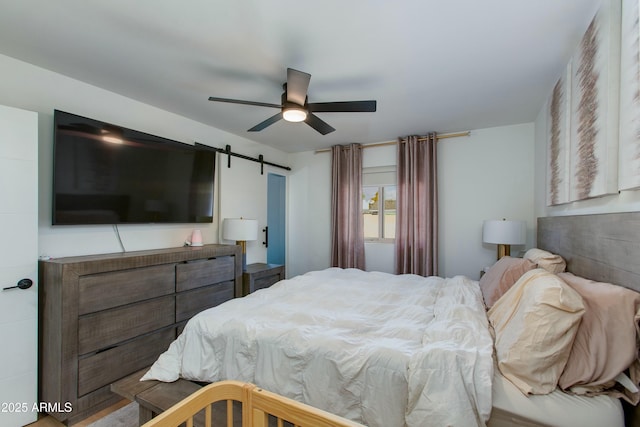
[479,256,536,308]
[558,272,640,403]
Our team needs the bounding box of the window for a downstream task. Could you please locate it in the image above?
[363,185,396,241]
[362,167,396,242]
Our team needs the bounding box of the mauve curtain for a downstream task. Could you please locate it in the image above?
[331,143,365,269]
[395,134,438,276]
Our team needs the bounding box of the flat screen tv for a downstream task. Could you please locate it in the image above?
[53,110,215,225]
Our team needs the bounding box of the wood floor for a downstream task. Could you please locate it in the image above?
[25,399,131,427]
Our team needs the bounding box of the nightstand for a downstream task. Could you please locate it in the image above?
[242,263,285,296]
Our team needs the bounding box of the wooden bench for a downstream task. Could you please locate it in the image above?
[111,368,203,426]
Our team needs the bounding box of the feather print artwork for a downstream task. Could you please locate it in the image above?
[574,19,600,200]
[549,81,563,205]
[567,0,619,201]
[619,0,640,190]
[547,65,571,206]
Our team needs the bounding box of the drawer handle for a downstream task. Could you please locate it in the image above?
[182,257,223,264]
[95,345,117,354]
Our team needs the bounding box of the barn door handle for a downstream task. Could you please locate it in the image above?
[3,278,33,291]
[262,227,268,248]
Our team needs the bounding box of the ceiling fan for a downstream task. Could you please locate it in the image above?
[208,68,376,135]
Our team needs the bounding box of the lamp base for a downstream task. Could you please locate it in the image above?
[497,244,511,260]
[236,240,247,271]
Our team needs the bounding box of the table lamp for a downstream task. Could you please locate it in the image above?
[222,218,258,270]
[483,219,525,260]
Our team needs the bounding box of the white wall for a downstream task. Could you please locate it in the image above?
[534,105,640,220]
[0,53,287,262]
[439,124,535,279]
[287,151,331,277]
[288,123,536,280]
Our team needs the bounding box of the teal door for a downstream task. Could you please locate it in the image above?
[267,173,286,265]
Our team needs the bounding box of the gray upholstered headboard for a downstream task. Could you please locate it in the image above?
[537,212,640,293]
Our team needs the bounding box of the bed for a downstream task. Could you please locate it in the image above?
[141,212,640,427]
[143,269,494,426]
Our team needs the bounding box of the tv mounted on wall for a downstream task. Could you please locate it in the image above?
[52,110,216,225]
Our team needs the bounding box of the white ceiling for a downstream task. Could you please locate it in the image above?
[0,0,602,153]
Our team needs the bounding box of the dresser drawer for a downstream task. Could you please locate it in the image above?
[176,256,235,292]
[79,264,175,315]
[77,327,175,397]
[78,296,175,355]
[176,281,234,322]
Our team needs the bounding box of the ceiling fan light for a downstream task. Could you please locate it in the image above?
[283,107,307,122]
[102,135,123,144]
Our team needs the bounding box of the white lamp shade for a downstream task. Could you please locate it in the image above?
[482,220,525,245]
[222,218,258,241]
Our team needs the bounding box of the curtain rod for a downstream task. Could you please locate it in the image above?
[313,131,470,154]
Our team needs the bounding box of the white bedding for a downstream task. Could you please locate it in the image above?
[142,268,495,427]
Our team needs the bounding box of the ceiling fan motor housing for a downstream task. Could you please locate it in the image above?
[281,90,308,122]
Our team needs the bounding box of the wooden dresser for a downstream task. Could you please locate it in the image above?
[38,244,242,424]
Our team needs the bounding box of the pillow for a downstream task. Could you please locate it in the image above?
[478,256,536,308]
[557,272,640,404]
[523,248,566,273]
[488,269,584,395]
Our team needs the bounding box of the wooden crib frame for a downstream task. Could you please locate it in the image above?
[141,380,365,427]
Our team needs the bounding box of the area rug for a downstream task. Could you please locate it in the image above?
[86,402,138,427]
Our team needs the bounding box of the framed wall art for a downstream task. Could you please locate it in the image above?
[547,63,572,206]
[619,0,640,191]
[568,0,621,201]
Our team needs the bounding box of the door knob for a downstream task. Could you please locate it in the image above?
[3,278,33,291]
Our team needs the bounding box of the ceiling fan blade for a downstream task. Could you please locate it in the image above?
[305,113,335,135]
[308,100,377,113]
[208,96,281,109]
[286,68,311,105]
[248,113,283,132]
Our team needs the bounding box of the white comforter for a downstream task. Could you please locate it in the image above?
[142,268,494,427]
